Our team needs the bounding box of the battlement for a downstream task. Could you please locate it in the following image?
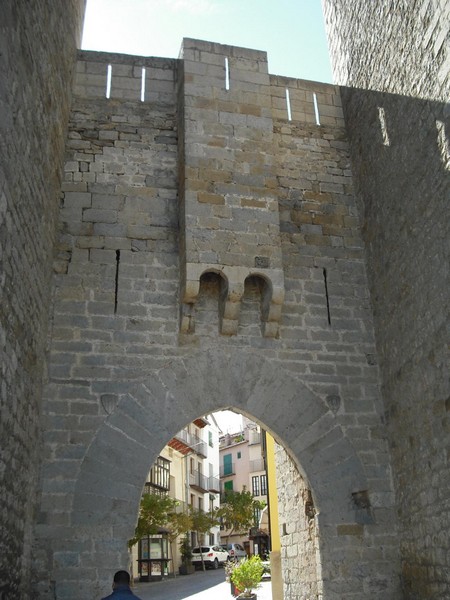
[73,43,344,127]
[74,50,177,102]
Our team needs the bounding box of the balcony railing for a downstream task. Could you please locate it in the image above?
[220,463,235,477]
[249,458,265,472]
[189,470,209,493]
[219,432,246,448]
[249,431,261,445]
[170,429,207,457]
[208,475,220,493]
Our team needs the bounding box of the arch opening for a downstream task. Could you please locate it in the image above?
[195,270,228,335]
[35,349,397,599]
[241,274,273,337]
[123,407,323,598]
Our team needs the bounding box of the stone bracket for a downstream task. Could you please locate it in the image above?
[180,263,284,337]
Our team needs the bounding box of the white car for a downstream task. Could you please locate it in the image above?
[191,545,229,569]
[221,542,247,560]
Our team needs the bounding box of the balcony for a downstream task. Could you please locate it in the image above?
[249,431,261,445]
[208,475,221,493]
[193,416,209,428]
[249,458,265,472]
[168,429,207,457]
[219,432,246,448]
[219,463,235,478]
[188,470,209,493]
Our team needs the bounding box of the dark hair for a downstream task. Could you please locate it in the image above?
[113,570,130,585]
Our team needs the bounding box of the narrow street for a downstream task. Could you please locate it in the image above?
[132,568,272,600]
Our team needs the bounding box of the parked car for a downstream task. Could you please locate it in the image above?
[221,542,247,560]
[191,545,229,569]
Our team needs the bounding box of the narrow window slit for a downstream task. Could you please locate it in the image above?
[114,250,120,314]
[323,268,331,325]
[286,88,292,121]
[436,120,450,171]
[140,67,146,102]
[378,107,390,146]
[313,92,321,126]
[224,57,230,91]
[106,64,112,99]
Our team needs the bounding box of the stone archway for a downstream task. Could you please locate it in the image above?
[46,347,381,598]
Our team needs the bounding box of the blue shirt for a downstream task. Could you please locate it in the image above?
[101,584,142,600]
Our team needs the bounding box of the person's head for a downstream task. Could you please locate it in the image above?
[113,570,131,588]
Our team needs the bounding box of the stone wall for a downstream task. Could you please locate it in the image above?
[275,443,320,599]
[33,40,400,599]
[0,2,85,598]
[323,0,449,101]
[322,1,450,596]
[33,51,180,599]
[2,4,447,598]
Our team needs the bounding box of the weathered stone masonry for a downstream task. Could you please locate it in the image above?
[275,442,321,600]
[33,40,400,600]
[324,1,450,596]
[0,3,448,600]
[0,2,86,598]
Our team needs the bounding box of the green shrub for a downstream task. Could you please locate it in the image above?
[230,555,264,597]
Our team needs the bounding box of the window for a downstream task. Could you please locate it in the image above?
[237,451,241,459]
[223,453,233,476]
[209,431,213,447]
[260,474,267,496]
[224,480,234,492]
[253,506,261,527]
[252,475,259,496]
[148,456,170,491]
[198,497,203,512]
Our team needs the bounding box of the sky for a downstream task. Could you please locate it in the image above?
[82,0,333,83]
[214,410,243,434]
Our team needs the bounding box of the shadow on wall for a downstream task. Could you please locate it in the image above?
[340,87,449,597]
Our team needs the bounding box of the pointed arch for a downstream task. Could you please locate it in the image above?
[66,348,369,597]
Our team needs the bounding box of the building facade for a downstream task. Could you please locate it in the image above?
[130,416,221,579]
[219,419,268,556]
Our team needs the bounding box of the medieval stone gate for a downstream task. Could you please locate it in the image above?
[32,40,400,599]
[2,3,448,600]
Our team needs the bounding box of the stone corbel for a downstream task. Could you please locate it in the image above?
[261,283,284,338]
[180,264,284,337]
[219,279,244,336]
[180,273,201,334]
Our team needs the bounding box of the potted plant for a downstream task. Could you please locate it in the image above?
[225,558,239,596]
[230,555,264,599]
[179,535,195,575]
